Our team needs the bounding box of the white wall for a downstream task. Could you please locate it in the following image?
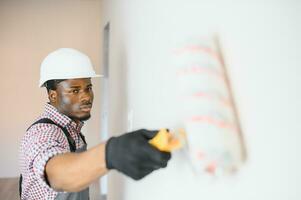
[102,0,300,199]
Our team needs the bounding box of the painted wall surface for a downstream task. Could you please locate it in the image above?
[101,0,300,200]
[0,0,103,177]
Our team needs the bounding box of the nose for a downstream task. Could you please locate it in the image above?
[80,90,93,103]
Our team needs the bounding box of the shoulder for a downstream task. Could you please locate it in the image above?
[20,118,70,159]
[23,118,68,147]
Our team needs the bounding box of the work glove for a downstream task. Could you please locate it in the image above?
[105,129,171,180]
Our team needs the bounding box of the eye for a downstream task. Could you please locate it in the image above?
[72,89,80,94]
[87,86,93,92]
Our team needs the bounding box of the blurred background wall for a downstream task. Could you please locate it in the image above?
[101,0,300,200]
[0,0,103,177]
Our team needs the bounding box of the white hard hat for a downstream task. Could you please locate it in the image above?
[39,48,102,87]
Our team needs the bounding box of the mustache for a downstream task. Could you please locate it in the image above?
[80,101,92,106]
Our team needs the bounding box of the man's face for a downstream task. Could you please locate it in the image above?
[50,78,94,122]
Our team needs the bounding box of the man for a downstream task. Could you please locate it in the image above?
[19,48,171,199]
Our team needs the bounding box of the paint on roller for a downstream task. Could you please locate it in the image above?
[172,34,247,176]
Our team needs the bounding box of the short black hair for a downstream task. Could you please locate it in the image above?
[45,79,66,93]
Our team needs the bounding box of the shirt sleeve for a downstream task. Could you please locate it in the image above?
[28,124,70,193]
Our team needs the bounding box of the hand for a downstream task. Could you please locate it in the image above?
[105,129,171,180]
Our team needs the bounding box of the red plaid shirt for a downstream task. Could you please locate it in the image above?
[19,103,86,199]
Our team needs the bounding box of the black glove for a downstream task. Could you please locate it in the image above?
[105,129,171,180]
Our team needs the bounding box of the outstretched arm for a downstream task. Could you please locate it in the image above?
[46,142,108,192]
[45,129,171,192]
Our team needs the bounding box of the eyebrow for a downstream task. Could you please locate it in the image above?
[69,84,93,89]
[69,85,80,89]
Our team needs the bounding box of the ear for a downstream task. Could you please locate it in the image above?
[48,90,58,103]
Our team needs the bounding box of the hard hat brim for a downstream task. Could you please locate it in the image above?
[39,74,104,87]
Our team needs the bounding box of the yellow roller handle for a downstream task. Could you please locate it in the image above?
[149,129,183,152]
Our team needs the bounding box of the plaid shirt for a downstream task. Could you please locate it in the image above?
[19,103,86,199]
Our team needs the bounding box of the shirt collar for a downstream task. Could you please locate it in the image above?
[44,103,84,131]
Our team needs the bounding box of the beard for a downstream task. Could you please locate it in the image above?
[78,114,91,121]
[58,102,92,122]
[69,113,91,122]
